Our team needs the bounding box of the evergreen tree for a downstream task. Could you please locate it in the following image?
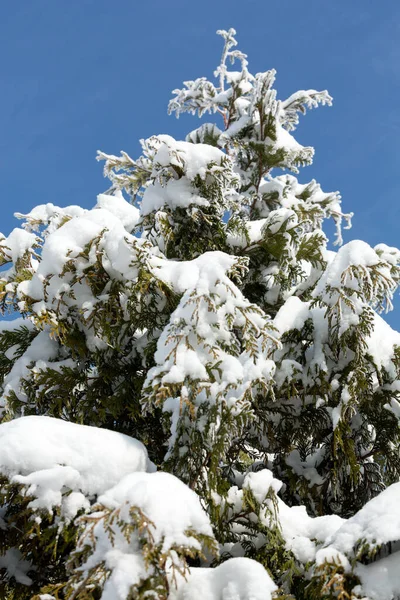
[1,28,400,600]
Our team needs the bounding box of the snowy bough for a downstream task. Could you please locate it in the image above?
[1,28,400,600]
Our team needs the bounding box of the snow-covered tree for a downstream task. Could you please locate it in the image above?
[1,28,400,600]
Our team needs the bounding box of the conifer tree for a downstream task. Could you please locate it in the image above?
[1,28,400,600]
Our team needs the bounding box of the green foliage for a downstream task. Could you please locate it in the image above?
[0,477,78,598]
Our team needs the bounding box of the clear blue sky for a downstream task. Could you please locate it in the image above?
[1,1,400,326]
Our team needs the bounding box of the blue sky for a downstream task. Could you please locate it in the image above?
[1,0,400,326]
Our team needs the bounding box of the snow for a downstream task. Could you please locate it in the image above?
[95,192,140,232]
[355,553,400,600]
[31,210,118,277]
[1,327,59,410]
[255,174,349,245]
[271,241,400,411]
[219,115,251,142]
[314,240,380,296]
[144,251,277,455]
[375,242,400,266]
[15,203,87,233]
[170,558,277,600]
[278,498,344,564]
[147,251,275,393]
[274,122,304,152]
[0,416,154,517]
[0,228,37,264]
[242,469,282,503]
[141,177,210,215]
[219,467,345,566]
[10,194,141,321]
[0,548,33,586]
[0,317,35,334]
[150,250,238,295]
[12,222,139,340]
[186,123,223,144]
[319,482,400,557]
[99,471,214,551]
[12,197,244,329]
[227,219,268,249]
[273,296,310,336]
[140,136,232,216]
[281,89,333,132]
[237,467,345,565]
[75,471,215,600]
[286,450,324,488]
[161,347,209,384]
[312,239,398,319]
[367,311,400,373]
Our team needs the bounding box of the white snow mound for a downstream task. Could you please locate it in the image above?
[170,557,277,600]
[0,416,155,517]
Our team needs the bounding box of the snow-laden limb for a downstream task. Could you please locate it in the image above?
[71,464,400,600]
[1,192,140,318]
[213,467,346,589]
[0,416,154,518]
[0,324,59,416]
[263,238,400,516]
[228,174,346,247]
[0,416,154,592]
[169,557,277,600]
[228,205,328,312]
[319,482,400,559]
[0,549,33,586]
[307,482,400,599]
[169,28,329,182]
[313,239,400,317]
[97,134,240,259]
[213,468,400,599]
[0,192,249,422]
[15,203,88,234]
[0,228,39,309]
[3,179,237,332]
[281,89,333,131]
[142,251,278,490]
[185,123,223,146]
[255,174,352,246]
[217,69,316,174]
[138,135,240,259]
[67,472,218,600]
[140,135,238,215]
[0,228,38,266]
